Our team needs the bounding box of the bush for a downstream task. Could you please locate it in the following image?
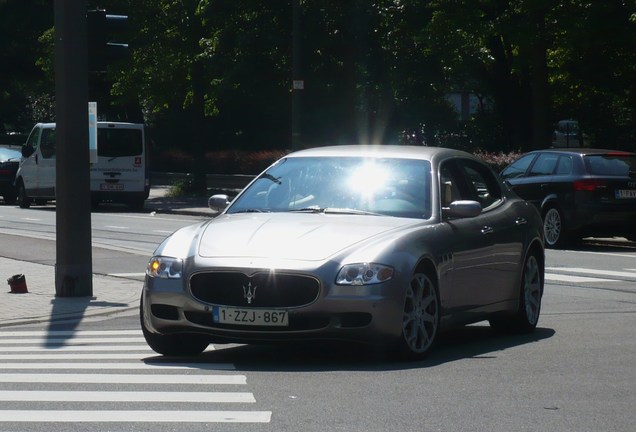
[473,149,523,173]
[152,148,288,174]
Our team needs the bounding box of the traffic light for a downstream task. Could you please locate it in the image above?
[87,9,129,72]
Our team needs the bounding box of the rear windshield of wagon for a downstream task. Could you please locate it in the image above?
[584,154,636,176]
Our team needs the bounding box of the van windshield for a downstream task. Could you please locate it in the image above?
[97,128,143,157]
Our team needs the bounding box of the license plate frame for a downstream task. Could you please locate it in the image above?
[212,306,288,327]
[100,183,124,191]
[615,189,636,199]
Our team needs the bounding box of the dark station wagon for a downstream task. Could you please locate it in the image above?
[501,148,636,248]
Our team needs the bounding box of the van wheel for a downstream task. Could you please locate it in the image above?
[17,182,31,208]
[3,193,17,205]
[129,199,146,212]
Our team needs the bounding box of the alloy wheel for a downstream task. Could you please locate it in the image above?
[401,272,439,355]
[543,207,562,246]
[523,254,542,326]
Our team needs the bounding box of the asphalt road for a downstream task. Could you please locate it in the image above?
[0,230,634,431]
[0,201,635,431]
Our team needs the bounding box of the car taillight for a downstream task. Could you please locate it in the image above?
[573,179,607,191]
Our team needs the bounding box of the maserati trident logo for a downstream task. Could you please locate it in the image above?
[243,282,257,304]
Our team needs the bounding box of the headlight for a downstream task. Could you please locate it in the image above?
[147,256,183,279]
[336,263,394,285]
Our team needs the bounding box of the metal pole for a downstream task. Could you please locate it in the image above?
[54,0,93,297]
[291,0,301,150]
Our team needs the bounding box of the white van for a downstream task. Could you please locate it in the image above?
[15,122,149,209]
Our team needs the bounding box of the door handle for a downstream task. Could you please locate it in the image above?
[481,226,493,235]
[515,217,527,226]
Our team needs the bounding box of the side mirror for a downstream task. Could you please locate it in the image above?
[208,194,231,212]
[443,200,482,219]
[21,145,35,158]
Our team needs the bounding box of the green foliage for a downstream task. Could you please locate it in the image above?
[1,0,634,161]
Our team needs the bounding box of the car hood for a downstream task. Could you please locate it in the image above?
[197,213,418,261]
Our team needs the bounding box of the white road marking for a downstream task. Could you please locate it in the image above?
[0,353,160,360]
[0,329,265,424]
[0,361,236,371]
[0,336,147,345]
[0,373,246,385]
[103,225,129,230]
[0,362,235,370]
[544,274,614,283]
[0,391,255,403]
[0,410,272,423]
[546,267,636,279]
[107,272,146,277]
[1,345,155,352]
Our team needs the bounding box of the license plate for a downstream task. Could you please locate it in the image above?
[212,306,288,326]
[100,183,124,191]
[615,189,636,199]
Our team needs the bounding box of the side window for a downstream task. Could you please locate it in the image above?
[460,160,502,210]
[439,162,463,208]
[529,153,558,176]
[501,154,535,180]
[555,155,573,175]
[25,127,41,150]
[40,129,56,159]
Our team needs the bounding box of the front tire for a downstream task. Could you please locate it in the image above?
[140,299,209,356]
[397,271,440,359]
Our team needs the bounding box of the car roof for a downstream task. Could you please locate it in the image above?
[529,148,636,156]
[284,145,476,162]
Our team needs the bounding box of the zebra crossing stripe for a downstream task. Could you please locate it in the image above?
[0,330,142,337]
[0,373,246,385]
[0,391,255,403]
[1,345,156,352]
[0,410,272,423]
[0,336,147,344]
[0,362,236,370]
[0,353,162,360]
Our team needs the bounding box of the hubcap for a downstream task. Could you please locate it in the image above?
[402,273,438,353]
[543,208,561,246]
[523,255,542,325]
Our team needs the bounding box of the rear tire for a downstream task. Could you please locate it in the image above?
[140,298,209,356]
[396,271,440,359]
[16,182,31,208]
[2,192,17,205]
[490,250,543,333]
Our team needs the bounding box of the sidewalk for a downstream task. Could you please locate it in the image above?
[0,185,220,328]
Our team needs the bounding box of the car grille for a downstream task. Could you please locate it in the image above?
[189,271,321,307]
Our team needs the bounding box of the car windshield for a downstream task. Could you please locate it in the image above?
[584,154,636,176]
[228,156,432,219]
[0,147,21,162]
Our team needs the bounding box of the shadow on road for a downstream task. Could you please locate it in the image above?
[145,324,555,372]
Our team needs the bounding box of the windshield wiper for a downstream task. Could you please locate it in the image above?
[325,208,382,216]
[232,208,270,214]
[289,206,325,213]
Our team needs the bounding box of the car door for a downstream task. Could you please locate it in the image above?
[440,159,499,314]
[457,159,525,307]
[505,152,558,210]
[36,127,56,198]
[19,125,42,194]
